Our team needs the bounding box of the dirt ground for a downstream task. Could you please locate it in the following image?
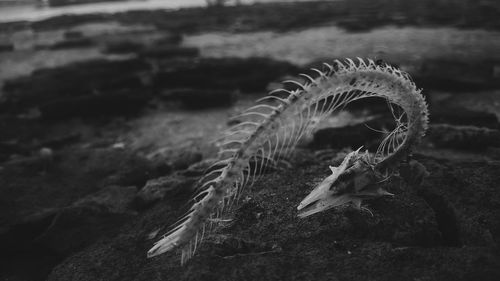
[0,1,499,280]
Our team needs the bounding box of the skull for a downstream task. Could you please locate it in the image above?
[297,148,392,218]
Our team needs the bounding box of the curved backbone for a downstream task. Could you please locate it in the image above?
[147,58,429,264]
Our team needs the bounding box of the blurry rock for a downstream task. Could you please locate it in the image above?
[0,208,62,280]
[428,124,500,150]
[162,88,235,109]
[170,151,203,171]
[39,147,53,157]
[494,64,500,78]
[487,147,500,160]
[60,147,160,188]
[418,159,500,247]
[150,159,172,175]
[431,106,499,129]
[415,59,500,91]
[416,188,462,247]
[0,146,158,223]
[16,107,42,119]
[0,43,14,52]
[0,208,59,250]
[72,185,137,214]
[35,205,133,256]
[39,133,81,149]
[139,46,199,59]
[2,59,150,111]
[0,146,158,230]
[63,30,84,39]
[39,147,54,166]
[2,148,57,171]
[435,91,500,125]
[39,89,152,120]
[135,174,195,207]
[153,33,183,45]
[335,0,384,32]
[111,142,126,150]
[0,141,30,157]
[31,14,105,31]
[103,40,145,54]
[48,38,94,50]
[153,58,299,93]
[100,155,158,188]
[48,0,124,7]
[0,185,138,276]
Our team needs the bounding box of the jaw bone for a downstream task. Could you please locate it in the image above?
[297,148,392,218]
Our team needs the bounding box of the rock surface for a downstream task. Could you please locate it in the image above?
[46,151,500,281]
[2,59,150,112]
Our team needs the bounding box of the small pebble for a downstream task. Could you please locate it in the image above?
[112,142,126,149]
[39,147,53,159]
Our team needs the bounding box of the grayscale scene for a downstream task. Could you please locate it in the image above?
[0,0,499,280]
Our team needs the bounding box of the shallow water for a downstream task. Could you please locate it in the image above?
[183,26,500,66]
[0,0,319,23]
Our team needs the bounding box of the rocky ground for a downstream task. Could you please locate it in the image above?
[0,1,500,280]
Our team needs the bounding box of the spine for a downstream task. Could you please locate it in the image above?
[148,58,428,264]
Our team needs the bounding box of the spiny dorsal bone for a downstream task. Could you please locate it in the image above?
[147,58,429,264]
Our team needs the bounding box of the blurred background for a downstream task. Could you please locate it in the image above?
[1,1,500,281]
